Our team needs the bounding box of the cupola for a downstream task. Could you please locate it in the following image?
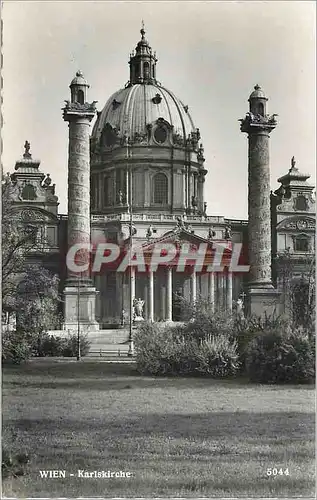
[69,70,89,104]
[248,84,268,117]
[128,23,158,85]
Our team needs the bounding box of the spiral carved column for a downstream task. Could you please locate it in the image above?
[63,99,99,331]
[240,86,280,317]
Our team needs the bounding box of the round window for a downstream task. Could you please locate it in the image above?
[154,126,167,144]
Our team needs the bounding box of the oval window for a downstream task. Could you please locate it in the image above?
[154,127,167,144]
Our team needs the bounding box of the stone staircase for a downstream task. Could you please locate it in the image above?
[86,329,132,359]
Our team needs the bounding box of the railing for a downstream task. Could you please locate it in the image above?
[91,213,226,224]
[60,212,248,226]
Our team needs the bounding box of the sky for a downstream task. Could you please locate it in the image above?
[2,1,316,219]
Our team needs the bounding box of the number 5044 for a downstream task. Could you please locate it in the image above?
[267,468,289,476]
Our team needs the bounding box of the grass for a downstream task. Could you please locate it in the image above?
[2,359,315,498]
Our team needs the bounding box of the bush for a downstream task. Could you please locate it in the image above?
[2,330,31,364]
[232,313,290,372]
[61,333,91,357]
[33,332,91,357]
[245,326,315,384]
[134,322,240,378]
[2,449,30,479]
[195,335,240,377]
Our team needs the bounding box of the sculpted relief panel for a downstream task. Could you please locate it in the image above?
[248,134,272,284]
[249,134,270,166]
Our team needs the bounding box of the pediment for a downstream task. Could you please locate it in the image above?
[141,229,232,253]
[12,207,58,223]
[277,216,315,231]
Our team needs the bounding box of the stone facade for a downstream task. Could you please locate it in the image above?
[6,32,316,329]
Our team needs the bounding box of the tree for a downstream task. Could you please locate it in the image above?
[2,177,38,311]
[16,265,61,335]
[276,249,315,334]
[2,174,61,332]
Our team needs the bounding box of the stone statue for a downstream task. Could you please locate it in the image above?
[197,143,205,161]
[191,195,197,208]
[224,226,232,240]
[4,172,11,185]
[203,202,207,216]
[291,156,296,169]
[44,174,52,186]
[24,140,31,155]
[129,224,137,237]
[134,298,145,321]
[175,216,186,231]
[208,226,216,240]
[146,224,154,239]
[235,298,244,318]
[118,189,124,205]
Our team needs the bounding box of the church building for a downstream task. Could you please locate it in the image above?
[6,27,316,330]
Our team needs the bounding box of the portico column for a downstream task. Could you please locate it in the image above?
[130,267,135,320]
[149,270,154,322]
[218,274,224,311]
[191,268,197,303]
[166,267,173,321]
[226,270,233,312]
[208,272,215,312]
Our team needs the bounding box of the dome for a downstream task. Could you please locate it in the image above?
[70,70,88,87]
[92,83,196,144]
[249,84,267,100]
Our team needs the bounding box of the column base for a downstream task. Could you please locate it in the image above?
[246,287,281,318]
[63,286,99,331]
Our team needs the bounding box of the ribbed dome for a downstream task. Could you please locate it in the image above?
[70,70,88,87]
[91,83,197,143]
[249,84,267,100]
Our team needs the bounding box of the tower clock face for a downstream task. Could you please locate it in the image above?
[154,126,167,144]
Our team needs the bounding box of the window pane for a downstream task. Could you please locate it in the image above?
[154,173,168,204]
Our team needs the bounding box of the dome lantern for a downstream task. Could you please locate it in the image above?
[69,70,90,104]
[248,84,268,117]
[128,22,158,85]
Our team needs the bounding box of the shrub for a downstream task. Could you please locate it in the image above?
[2,330,31,364]
[61,333,91,357]
[31,332,91,357]
[232,313,290,372]
[134,322,240,378]
[245,326,315,384]
[32,334,66,357]
[195,335,240,378]
[2,449,30,479]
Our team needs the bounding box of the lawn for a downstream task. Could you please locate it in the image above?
[2,359,315,498]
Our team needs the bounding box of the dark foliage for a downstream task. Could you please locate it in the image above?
[33,332,91,357]
[245,327,315,384]
[134,322,240,378]
[2,449,30,479]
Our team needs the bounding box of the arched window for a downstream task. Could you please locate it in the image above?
[144,61,150,79]
[258,102,264,116]
[153,173,168,204]
[294,234,309,252]
[77,89,84,104]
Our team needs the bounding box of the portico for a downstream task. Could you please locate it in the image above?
[93,229,241,326]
